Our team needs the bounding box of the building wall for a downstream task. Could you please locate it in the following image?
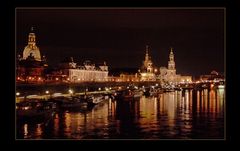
[64,69,108,82]
[159,67,192,83]
[119,73,140,82]
[140,72,156,81]
[179,76,192,83]
[17,66,44,77]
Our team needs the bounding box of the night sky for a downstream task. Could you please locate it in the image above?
[16,8,224,76]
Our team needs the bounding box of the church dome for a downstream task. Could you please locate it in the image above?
[22,29,41,61]
[23,45,41,61]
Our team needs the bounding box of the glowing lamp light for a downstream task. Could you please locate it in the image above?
[69,89,73,94]
[16,92,20,96]
[55,78,59,81]
[23,106,30,110]
[218,85,225,89]
[98,88,101,91]
[67,78,70,81]
[45,90,49,94]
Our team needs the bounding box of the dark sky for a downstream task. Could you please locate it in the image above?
[16,8,224,76]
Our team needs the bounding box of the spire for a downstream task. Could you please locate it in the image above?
[145,45,149,61]
[31,26,34,32]
[28,27,36,46]
[23,27,41,61]
[170,47,173,54]
[169,47,174,60]
[168,47,175,70]
[146,45,149,55]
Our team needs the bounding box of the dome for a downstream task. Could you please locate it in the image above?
[23,45,41,61]
[210,70,218,75]
[22,31,41,61]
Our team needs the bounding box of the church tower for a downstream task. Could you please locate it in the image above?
[166,47,176,80]
[168,47,176,70]
[140,45,156,81]
[143,45,153,73]
[23,27,41,61]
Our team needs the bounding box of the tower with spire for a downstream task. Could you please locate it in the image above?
[168,47,176,70]
[17,27,48,82]
[22,27,41,61]
[142,45,153,73]
[140,45,156,81]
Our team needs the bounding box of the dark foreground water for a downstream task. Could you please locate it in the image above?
[16,88,224,139]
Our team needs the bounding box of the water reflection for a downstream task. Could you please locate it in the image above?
[17,88,224,139]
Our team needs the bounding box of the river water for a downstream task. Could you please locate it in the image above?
[16,88,225,139]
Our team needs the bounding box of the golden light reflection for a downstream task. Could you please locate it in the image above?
[209,89,216,114]
[139,96,159,126]
[166,92,176,122]
[197,91,200,114]
[203,89,208,113]
[35,124,43,137]
[159,93,164,114]
[196,88,224,117]
[19,87,224,139]
[183,90,191,121]
[24,124,28,137]
[64,112,71,137]
[54,114,59,136]
[217,88,225,116]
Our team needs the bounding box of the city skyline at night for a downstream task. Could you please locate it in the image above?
[15,8,226,140]
[16,8,224,77]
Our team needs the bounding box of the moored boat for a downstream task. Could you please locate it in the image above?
[16,100,56,123]
[115,89,141,101]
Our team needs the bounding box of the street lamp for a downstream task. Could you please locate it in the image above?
[69,89,73,96]
[16,92,20,96]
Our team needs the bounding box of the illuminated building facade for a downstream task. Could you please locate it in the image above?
[140,45,156,81]
[53,58,109,82]
[119,73,140,82]
[159,48,192,84]
[199,70,224,81]
[16,28,48,82]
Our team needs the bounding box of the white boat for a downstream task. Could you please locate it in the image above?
[92,95,106,104]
